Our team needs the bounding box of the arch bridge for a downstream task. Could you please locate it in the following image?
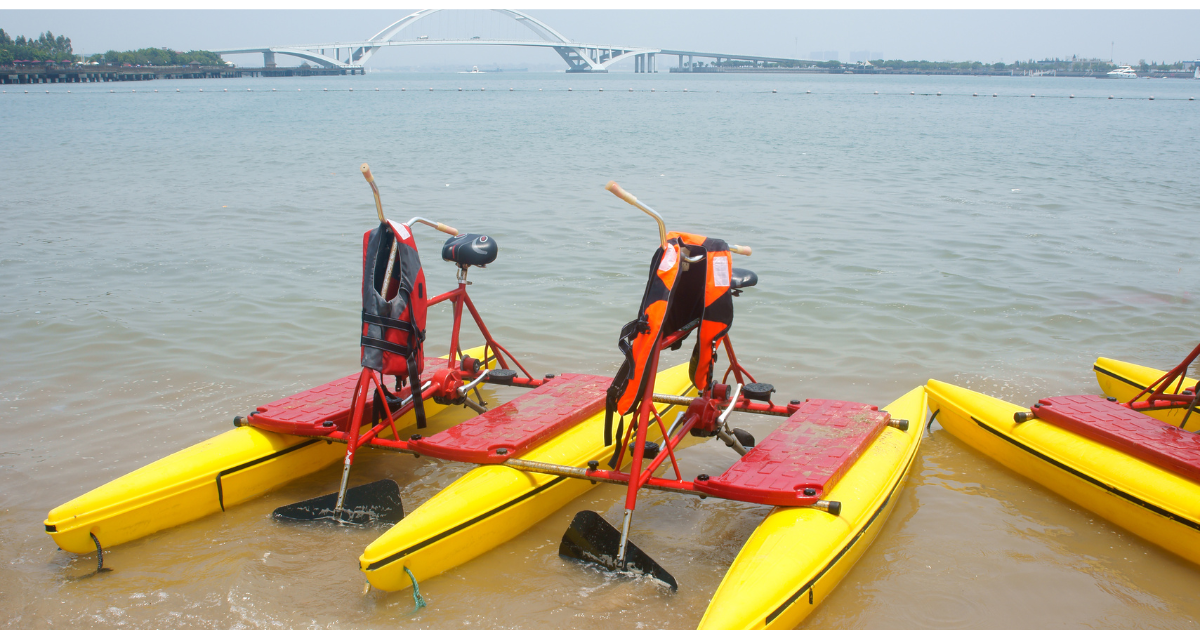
[214,9,662,73]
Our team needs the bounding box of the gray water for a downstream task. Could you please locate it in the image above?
[2,72,1198,628]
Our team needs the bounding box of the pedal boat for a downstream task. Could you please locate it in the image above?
[925,378,1200,566]
[47,170,547,561]
[362,182,928,630]
[44,347,490,555]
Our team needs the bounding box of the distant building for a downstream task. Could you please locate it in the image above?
[848,50,884,62]
[809,50,839,62]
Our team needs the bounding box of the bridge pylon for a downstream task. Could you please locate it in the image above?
[633,53,656,73]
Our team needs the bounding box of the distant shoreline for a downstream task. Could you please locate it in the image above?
[669,67,1198,79]
[4,64,1197,85]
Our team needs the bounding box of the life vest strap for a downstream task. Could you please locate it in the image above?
[604,387,625,468]
[360,336,414,357]
[362,312,426,341]
[604,388,618,447]
[408,353,426,429]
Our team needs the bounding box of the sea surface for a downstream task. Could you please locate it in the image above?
[2,71,1198,629]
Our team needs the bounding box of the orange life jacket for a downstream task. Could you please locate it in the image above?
[605,231,734,446]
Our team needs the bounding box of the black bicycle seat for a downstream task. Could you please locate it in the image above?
[442,234,498,268]
[730,268,758,290]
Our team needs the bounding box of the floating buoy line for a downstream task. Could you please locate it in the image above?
[5,86,1194,100]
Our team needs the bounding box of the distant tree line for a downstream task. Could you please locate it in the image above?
[85,48,226,67]
[0,29,75,64]
[871,59,992,71]
[865,59,1117,72]
[1,27,227,67]
[867,58,1192,72]
[705,56,1194,73]
[1133,59,1190,71]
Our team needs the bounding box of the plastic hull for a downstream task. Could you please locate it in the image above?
[359,363,694,591]
[45,349,484,554]
[925,379,1200,567]
[1093,356,1199,428]
[696,386,927,630]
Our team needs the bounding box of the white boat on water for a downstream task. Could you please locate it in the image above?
[1105,65,1138,79]
[459,66,485,74]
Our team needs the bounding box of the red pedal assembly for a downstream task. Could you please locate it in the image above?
[407,374,609,464]
[693,399,890,506]
[1033,395,1200,484]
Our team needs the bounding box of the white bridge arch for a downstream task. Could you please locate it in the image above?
[214,9,661,73]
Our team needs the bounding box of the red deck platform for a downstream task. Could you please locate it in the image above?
[247,366,443,437]
[693,399,890,506]
[1033,395,1200,483]
[407,373,609,464]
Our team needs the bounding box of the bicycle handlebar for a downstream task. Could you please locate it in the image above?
[606,180,667,250]
[360,163,386,224]
[606,180,750,257]
[406,217,459,236]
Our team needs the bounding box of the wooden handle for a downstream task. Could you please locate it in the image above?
[361,163,385,223]
[605,180,638,206]
[606,180,668,249]
[730,245,752,256]
[381,241,399,300]
[436,222,459,236]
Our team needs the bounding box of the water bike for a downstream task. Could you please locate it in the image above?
[357,181,926,630]
[925,342,1200,567]
[44,164,548,570]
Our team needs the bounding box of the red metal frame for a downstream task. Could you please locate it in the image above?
[1123,342,1200,413]
[306,249,865,517]
[606,334,765,513]
[345,278,545,456]
[333,284,847,511]
[427,282,535,383]
[343,319,798,501]
[720,336,757,385]
[254,274,546,473]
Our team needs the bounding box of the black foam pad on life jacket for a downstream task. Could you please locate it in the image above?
[442,234,498,267]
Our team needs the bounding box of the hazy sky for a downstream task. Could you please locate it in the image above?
[2,10,1197,67]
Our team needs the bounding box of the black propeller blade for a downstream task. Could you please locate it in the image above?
[272,479,404,525]
[558,510,677,590]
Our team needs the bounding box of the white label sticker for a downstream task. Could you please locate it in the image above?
[712,256,730,287]
[390,221,411,240]
[658,246,678,272]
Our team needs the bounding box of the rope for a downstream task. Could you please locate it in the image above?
[90,532,110,573]
[404,566,427,612]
